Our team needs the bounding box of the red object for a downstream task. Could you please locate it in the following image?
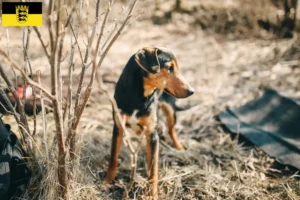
[16,85,32,100]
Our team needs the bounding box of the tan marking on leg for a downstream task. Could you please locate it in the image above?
[137,113,159,199]
[105,114,126,184]
[160,102,184,150]
[146,133,159,200]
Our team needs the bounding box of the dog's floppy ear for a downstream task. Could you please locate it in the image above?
[134,46,160,74]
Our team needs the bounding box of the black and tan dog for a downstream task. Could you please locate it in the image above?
[105,46,194,198]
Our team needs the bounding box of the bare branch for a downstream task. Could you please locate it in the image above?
[49,1,68,198]
[32,86,37,136]
[95,2,112,60]
[0,63,30,137]
[96,0,139,69]
[0,48,54,100]
[4,27,29,148]
[95,0,139,87]
[70,0,139,138]
[37,71,49,159]
[101,23,117,50]
[0,88,20,123]
[48,0,55,52]
[74,0,101,111]
[22,28,30,111]
[56,3,78,127]
[5,27,10,56]
[64,2,82,157]
[23,27,33,76]
[0,99,16,116]
[65,0,102,150]
[68,20,85,69]
[33,27,51,61]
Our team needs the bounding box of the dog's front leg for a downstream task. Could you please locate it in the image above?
[146,131,159,200]
[160,102,184,150]
[105,123,123,184]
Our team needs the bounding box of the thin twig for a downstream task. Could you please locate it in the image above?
[0,100,16,116]
[101,23,117,50]
[95,0,139,87]
[22,27,33,118]
[5,28,18,112]
[32,85,37,136]
[73,0,102,112]
[122,129,146,199]
[159,170,193,182]
[65,0,104,149]
[33,27,50,61]
[48,0,55,52]
[64,0,83,164]
[171,177,181,200]
[5,27,10,57]
[0,63,30,134]
[94,1,112,60]
[96,0,139,69]
[22,28,28,111]
[64,15,77,128]
[56,7,74,130]
[37,71,49,159]
[65,0,84,155]
[76,0,139,131]
[24,27,33,75]
[0,48,54,100]
[0,88,20,123]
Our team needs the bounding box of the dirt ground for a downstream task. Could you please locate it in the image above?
[1,0,300,199]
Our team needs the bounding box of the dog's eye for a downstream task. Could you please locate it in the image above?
[167,66,174,73]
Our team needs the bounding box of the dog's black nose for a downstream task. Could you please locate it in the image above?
[187,88,194,96]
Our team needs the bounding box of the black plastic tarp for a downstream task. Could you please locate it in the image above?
[218,89,300,169]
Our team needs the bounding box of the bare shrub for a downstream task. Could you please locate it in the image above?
[0,0,140,199]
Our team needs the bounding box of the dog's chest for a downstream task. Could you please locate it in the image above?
[124,112,157,135]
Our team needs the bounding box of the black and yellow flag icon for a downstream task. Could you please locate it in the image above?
[2,2,42,26]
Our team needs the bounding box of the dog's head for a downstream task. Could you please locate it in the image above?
[135,46,194,98]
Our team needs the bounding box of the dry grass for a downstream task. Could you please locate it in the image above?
[1,0,300,199]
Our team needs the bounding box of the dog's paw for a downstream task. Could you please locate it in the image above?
[175,143,185,150]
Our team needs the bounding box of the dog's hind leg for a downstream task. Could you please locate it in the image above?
[146,131,159,200]
[105,123,123,184]
[160,102,184,150]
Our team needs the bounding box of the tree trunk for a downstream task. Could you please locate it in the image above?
[283,0,297,28]
[279,0,298,37]
[175,0,181,11]
[155,0,160,10]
